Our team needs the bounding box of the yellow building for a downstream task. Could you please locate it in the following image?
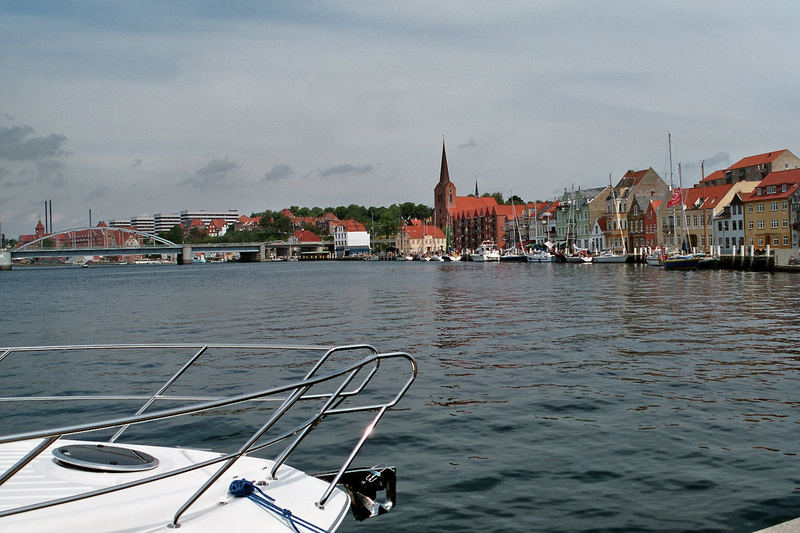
[742,169,800,249]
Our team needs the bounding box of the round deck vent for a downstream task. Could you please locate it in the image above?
[52,443,159,472]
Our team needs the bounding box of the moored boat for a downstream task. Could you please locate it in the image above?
[470,241,501,262]
[592,251,628,263]
[662,254,700,269]
[0,343,416,532]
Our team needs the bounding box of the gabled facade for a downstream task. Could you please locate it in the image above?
[589,217,606,252]
[395,220,446,255]
[713,193,746,253]
[603,168,668,252]
[334,219,370,257]
[627,196,648,252]
[644,200,661,248]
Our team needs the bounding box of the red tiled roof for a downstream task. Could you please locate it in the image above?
[727,150,788,170]
[742,168,800,201]
[291,229,320,242]
[337,219,366,232]
[404,224,446,240]
[450,195,497,214]
[701,169,726,183]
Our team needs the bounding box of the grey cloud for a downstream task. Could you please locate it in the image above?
[0,125,67,161]
[36,159,65,185]
[458,138,478,149]
[181,157,238,188]
[320,164,374,177]
[263,164,294,181]
[86,185,111,202]
[132,158,142,168]
[703,152,730,169]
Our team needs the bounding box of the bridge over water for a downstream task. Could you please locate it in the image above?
[0,227,334,270]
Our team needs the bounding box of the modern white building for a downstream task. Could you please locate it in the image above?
[130,215,155,235]
[154,213,181,234]
[179,210,238,228]
[109,219,131,228]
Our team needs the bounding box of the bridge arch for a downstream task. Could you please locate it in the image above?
[15,226,177,251]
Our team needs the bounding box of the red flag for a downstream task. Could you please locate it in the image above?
[667,188,681,207]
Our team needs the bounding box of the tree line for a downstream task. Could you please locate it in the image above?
[159,193,528,244]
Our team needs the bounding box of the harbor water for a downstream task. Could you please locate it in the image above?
[2,261,800,532]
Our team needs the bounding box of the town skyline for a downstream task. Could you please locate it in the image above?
[2,3,799,239]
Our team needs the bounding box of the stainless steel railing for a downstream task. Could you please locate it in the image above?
[0,343,417,526]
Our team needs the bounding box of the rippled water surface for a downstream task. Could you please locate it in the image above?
[2,261,800,532]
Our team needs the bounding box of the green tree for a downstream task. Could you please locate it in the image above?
[159,225,184,244]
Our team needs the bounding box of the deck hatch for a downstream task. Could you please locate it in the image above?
[52,444,159,472]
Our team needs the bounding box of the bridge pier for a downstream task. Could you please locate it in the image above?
[0,250,11,271]
[239,243,267,262]
[178,245,193,265]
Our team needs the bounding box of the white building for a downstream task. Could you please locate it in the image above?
[179,209,238,228]
[130,215,155,235]
[334,219,370,257]
[154,213,181,234]
[109,219,131,228]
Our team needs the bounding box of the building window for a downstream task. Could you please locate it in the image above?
[784,235,789,245]
[782,184,788,192]
[767,186,776,194]
[782,200,788,210]
[758,236,764,246]
[757,203,765,212]
[771,219,779,229]
[770,201,778,211]
[749,220,754,229]
[783,218,788,228]
[773,235,779,246]
[748,204,754,213]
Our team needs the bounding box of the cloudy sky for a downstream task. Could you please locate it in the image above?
[2,1,799,238]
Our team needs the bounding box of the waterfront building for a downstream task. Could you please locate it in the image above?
[589,217,607,252]
[154,213,181,234]
[334,219,370,257]
[714,193,747,253]
[644,200,661,249]
[703,149,800,186]
[604,169,668,253]
[130,215,155,235]
[395,220,446,255]
[627,197,648,252]
[555,189,590,250]
[520,201,557,245]
[742,169,800,250]
[179,209,238,228]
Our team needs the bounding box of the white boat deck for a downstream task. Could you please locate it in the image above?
[0,438,349,532]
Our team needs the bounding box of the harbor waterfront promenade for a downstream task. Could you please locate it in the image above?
[3,262,800,532]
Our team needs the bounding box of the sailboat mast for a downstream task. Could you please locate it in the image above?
[678,162,689,251]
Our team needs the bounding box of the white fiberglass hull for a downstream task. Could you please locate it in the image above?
[0,439,350,533]
[593,254,628,263]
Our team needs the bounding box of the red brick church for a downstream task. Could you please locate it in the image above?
[433,142,528,251]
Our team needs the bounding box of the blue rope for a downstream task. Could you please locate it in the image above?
[228,479,330,533]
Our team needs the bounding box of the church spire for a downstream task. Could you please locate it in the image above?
[439,138,450,185]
